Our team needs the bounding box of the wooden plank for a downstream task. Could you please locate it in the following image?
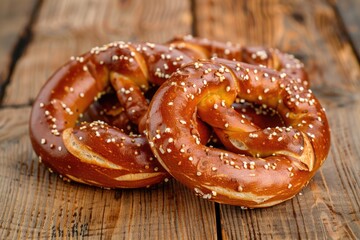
[0,0,38,97]
[0,107,217,239]
[2,0,192,106]
[331,0,360,58]
[194,0,360,238]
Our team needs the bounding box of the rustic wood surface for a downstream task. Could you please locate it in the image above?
[0,0,359,239]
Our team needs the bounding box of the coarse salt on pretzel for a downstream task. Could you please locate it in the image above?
[169,35,309,87]
[30,36,310,189]
[29,42,196,188]
[89,36,310,143]
[146,58,330,207]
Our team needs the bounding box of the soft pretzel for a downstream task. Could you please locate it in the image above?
[30,37,310,189]
[146,58,330,207]
[29,42,194,188]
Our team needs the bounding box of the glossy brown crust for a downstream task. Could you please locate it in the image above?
[146,59,330,208]
[29,42,195,188]
[30,37,310,189]
[169,35,309,87]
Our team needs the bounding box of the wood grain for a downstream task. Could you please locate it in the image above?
[331,0,360,58]
[2,0,192,106]
[0,0,359,238]
[0,0,38,96]
[194,0,360,238]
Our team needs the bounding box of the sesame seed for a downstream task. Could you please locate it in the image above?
[196,171,202,176]
[179,120,187,125]
[41,139,46,144]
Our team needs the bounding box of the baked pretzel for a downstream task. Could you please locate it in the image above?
[29,42,195,188]
[30,37,310,189]
[146,58,330,207]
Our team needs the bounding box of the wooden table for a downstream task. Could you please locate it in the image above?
[1,0,359,239]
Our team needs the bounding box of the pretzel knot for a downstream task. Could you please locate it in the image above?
[146,58,330,208]
[30,36,313,190]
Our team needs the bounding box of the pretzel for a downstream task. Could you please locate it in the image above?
[146,58,330,207]
[30,37,310,189]
[29,42,195,188]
